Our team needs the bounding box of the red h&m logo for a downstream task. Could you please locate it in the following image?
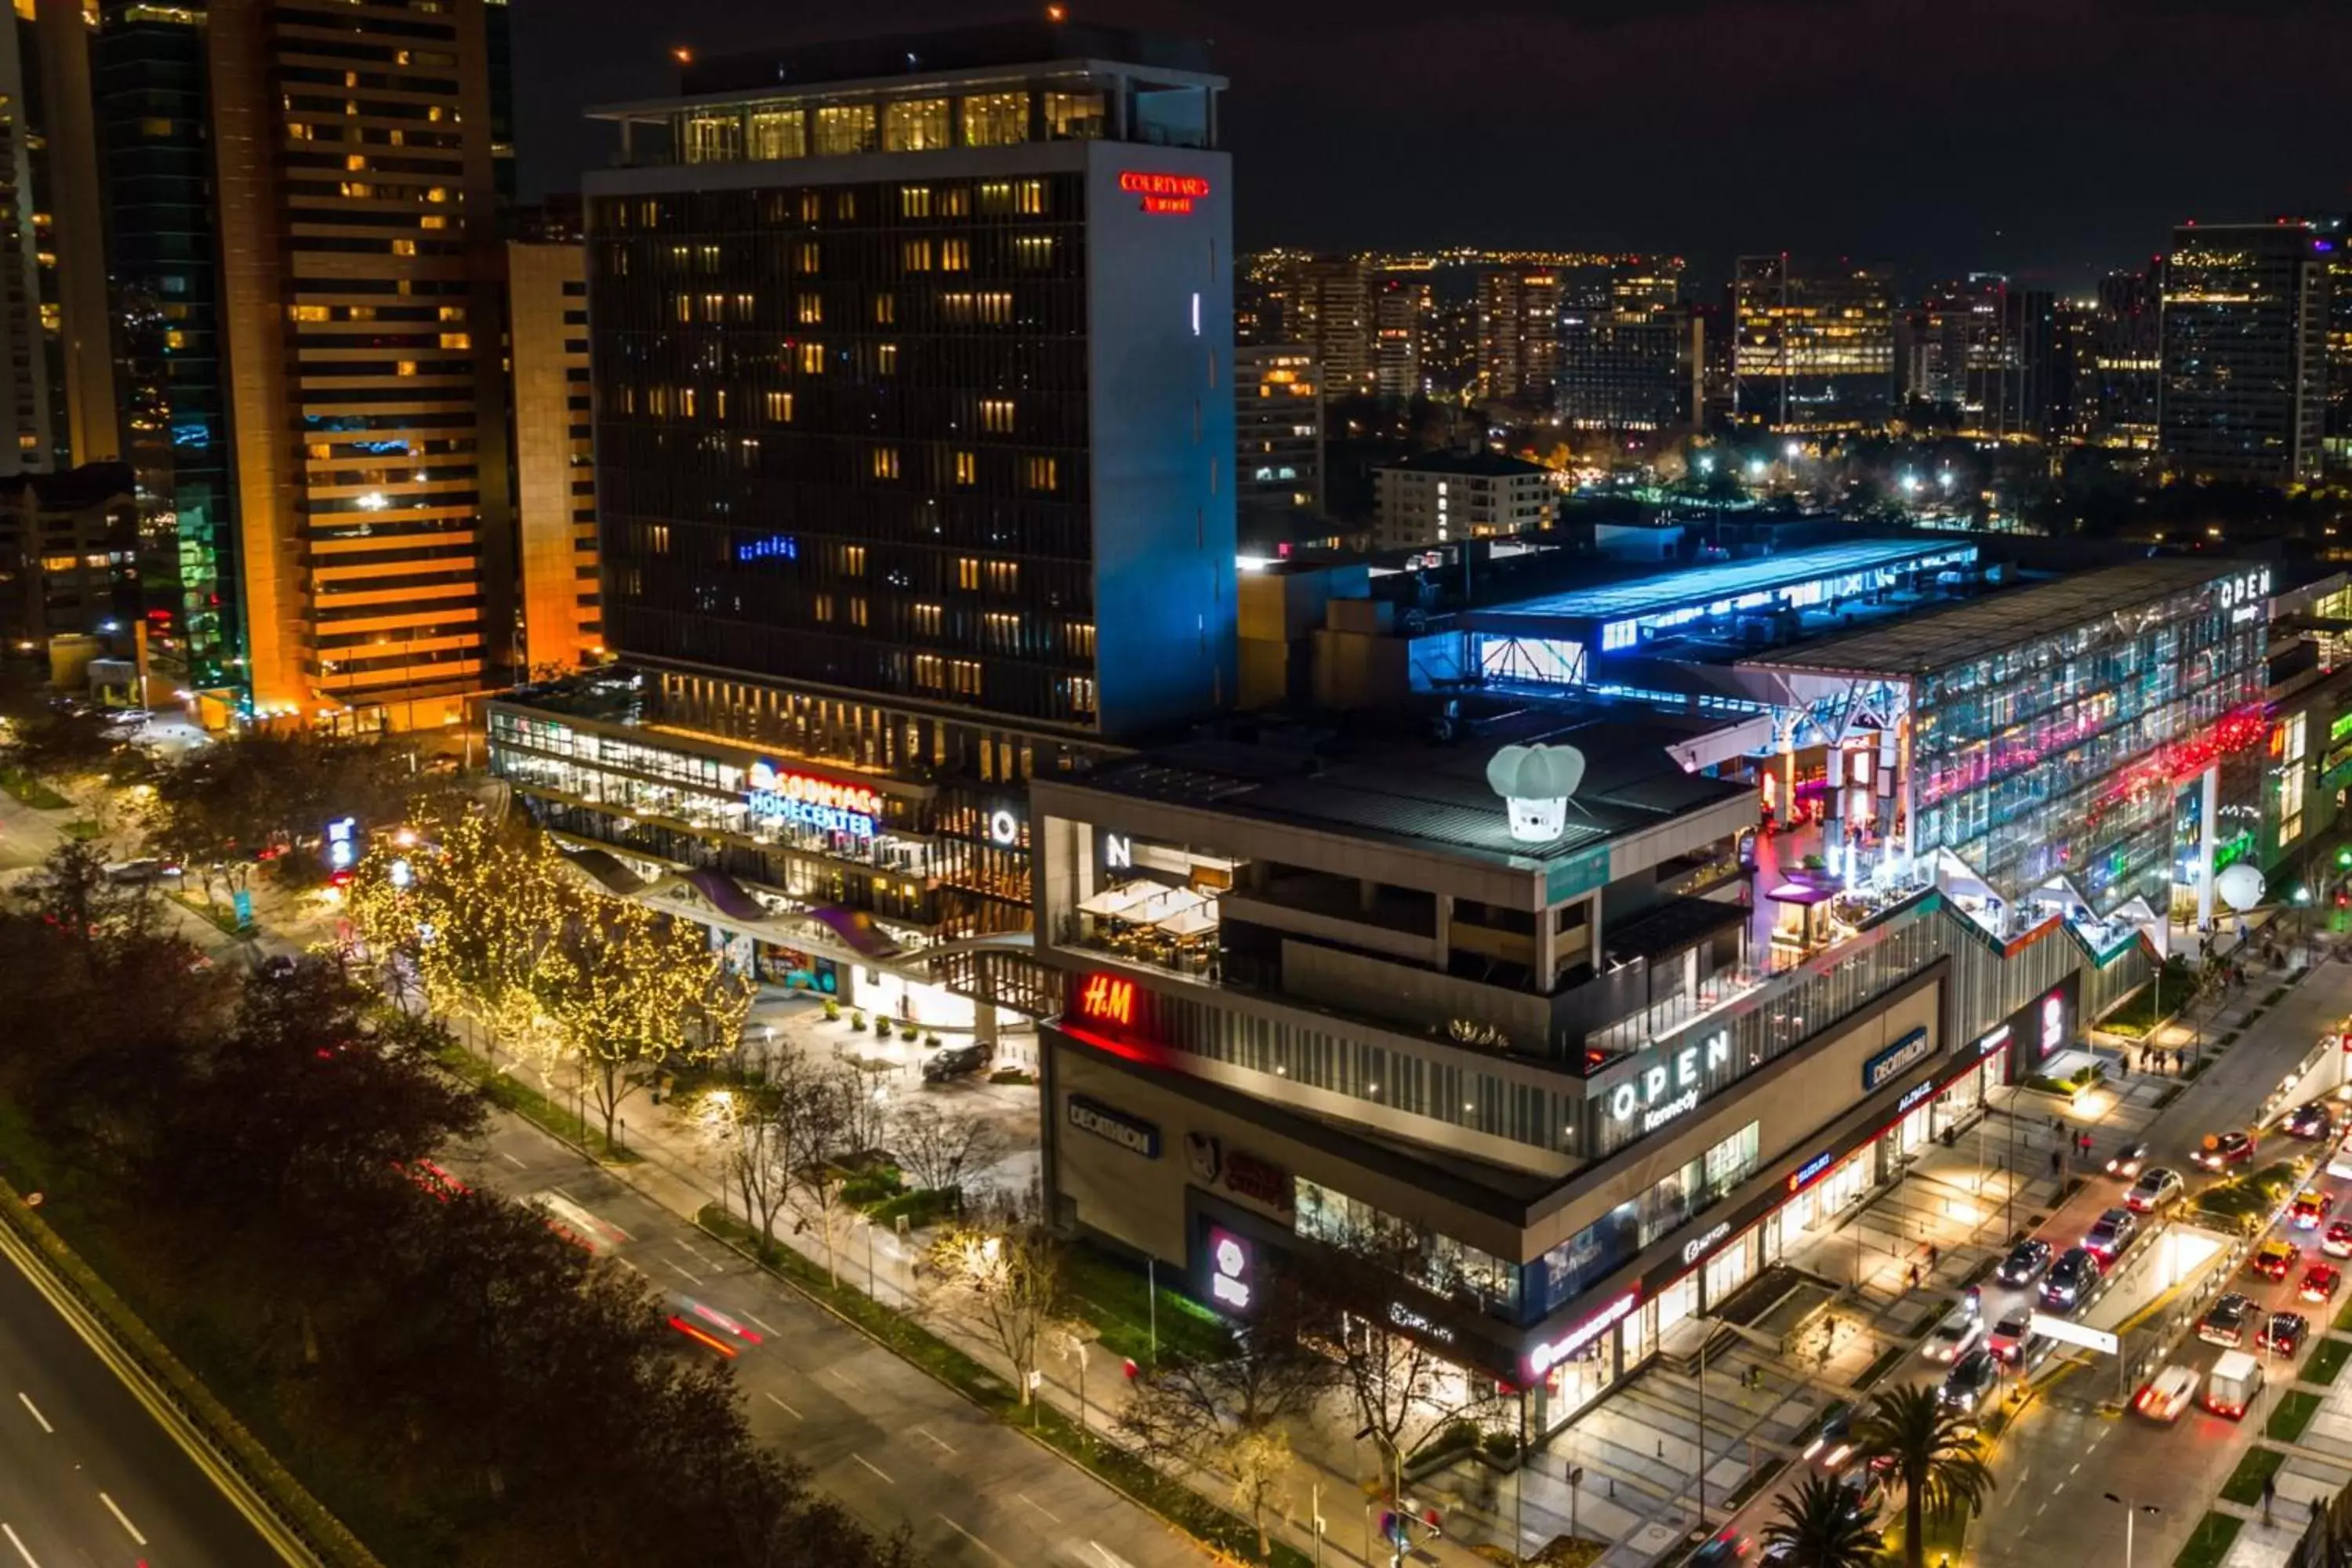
[1077,974,1136,1028]
[1118,170,1210,215]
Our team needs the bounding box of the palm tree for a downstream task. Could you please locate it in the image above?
[1855,1383,1995,1567]
[1761,1473,1884,1568]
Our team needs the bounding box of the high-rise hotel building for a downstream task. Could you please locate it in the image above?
[487,21,1234,1022]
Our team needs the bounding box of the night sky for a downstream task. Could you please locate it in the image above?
[510,0,2351,290]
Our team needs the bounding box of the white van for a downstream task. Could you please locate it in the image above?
[2207,1350,2263,1420]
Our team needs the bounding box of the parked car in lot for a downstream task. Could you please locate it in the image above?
[2195,1131,2257,1171]
[920,1043,989,1083]
[2302,1264,2343,1305]
[2041,1247,2101,1311]
[2084,1207,2139,1261]
[2252,1239,2303,1281]
[2106,1142,2150,1178]
[2259,1312,2310,1359]
[2199,1293,2256,1348]
[2126,1168,2184,1212]
[1939,1348,2002,1414]
[1996,1238,2053,1287]
[2136,1363,2201,1422]
[2293,1189,2334,1230]
[1923,1312,1984,1364]
[2325,1221,2352,1259]
[2286,1102,2338,1141]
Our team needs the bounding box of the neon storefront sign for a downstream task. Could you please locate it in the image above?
[1528,1290,1637,1377]
[1206,1226,1254,1311]
[746,760,880,839]
[1606,1031,1730,1130]
[1118,169,1210,215]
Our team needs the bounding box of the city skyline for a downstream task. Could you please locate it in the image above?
[512,0,2351,289]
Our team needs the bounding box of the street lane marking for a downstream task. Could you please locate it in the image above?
[498,1151,527,1169]
[745,1311,780,1337]
[851,1452,895,1484]
[764,1392,802,1420]
[1015,1491,1064,1524]
[679,1241,719,1268]
[829,1367,866,1392]
[935,1514,1012,1563]
[913,1425,956,1454]
[0,1523,34,1566]
[664,1260,702,1285]
[15,1393,49,1433]
[98,1493,147,1546]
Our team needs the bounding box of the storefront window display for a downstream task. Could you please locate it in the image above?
[1295,1179,1522,1322]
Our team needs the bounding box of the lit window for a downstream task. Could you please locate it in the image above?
[439,332,470,349]
[1013,234,1054,269]
[798,342,825,375]
[1024,456,1058,492]
[797,293,822,325]
[913,603,943,635]
[980,398,1014,434]
[956,558,980,591]
[873,446,901,480]
[396,360,418,376]
[748,110,804,161]
[953,450,976,486]
[812,104,877,156]
[1042,93,1102,141]
[288,304,329,322]
[883,100,952,153]
[941,239,970,273]
[902,239,933,272]
[842,546,866,575]
[961,93,1029,147]
[899,186,933,219]
[876,343,898,375]
[797,241,820,273]
[1015,180,1046,215]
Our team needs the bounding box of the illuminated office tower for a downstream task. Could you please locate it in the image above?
[2160,221,2329,485]
[1732,255,1896,431]
[1907,275,2054,438]
[1371,274,1428,400]
[2078,264,2163,451]
[1477,266,1561,404]
[1235,344,1323,514]
[1294,255,1372,399]
[506,223,599,673]
[204,0,514,726]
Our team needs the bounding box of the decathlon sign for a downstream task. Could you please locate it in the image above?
[1862,1028,1933,1094]
[1606,1030,1730,1133]
[1066,1095,1160,1159]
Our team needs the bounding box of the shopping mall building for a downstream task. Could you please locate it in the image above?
[1035,555,2273,1435]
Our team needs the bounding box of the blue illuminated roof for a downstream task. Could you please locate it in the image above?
[1461,539,1973,637]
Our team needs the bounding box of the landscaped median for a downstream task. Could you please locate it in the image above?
[2173,1510,2244,1568]
[2312,1338,2352,1385]
[0,1178,379,1568]
[430,1036,638,1163]
[696,1206,1317,1568]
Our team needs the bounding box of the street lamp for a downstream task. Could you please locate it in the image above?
[2103,1493,2160,1568]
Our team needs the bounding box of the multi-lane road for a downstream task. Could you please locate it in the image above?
[0,1222,281,1566]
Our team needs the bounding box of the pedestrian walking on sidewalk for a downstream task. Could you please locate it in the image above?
[1907,1263,1919,1291]
[2263,1474,2277,1526]
[1928,1243,1940,1270]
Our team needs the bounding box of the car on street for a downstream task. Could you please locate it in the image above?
[525,1189,630,1255]
[1939,1348,2002,1414]
[2195,1131,2257,1171]
[2136,1363,2201,1422]
[1801,1402,1857,1468]
[2105,1141,2150,1178]
[2085,1207,2139,1261]
[663,1297,765,1359]
[1923,1312,1984,1364]
[2252,1239,2303,1281]
[1996,1238,2053,1286]
[2126,1168,2185,1212]
[392,1157,467,1203]
[2302,1264,2343,1305]
[2325,1221,2352,1258]
[2041,1247,2101,1311]
[101,857,165,884]
[2259,1312,2310,1359]
[2286,1103,2338,1141]
[2200,1293,2256,1348]
[2294,1190,2334,1230]
[1686,1530,1751,1565]
[1986,1312,2048,1368]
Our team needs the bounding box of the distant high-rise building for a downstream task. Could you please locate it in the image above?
[1425,296,1480,401]
[1294,256,1372,399]
[506,229,601,675]
[1559,258,1697,435]
[1236,247,1309,347]
[0,463,139,651]
[1371,275,1428,400]
[1477,267,1561,404]
[2160,221,2329,485]
[1906,275,2054,437]
[1236,345,1323,514]
[1732,256,1896,431]
[2315,217,2352,476]
[2078,264,2164,451]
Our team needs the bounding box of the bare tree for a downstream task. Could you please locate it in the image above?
[829,1058,895,1161]
[924,1189,1065,1410]
[1117,1280,1331,1561]
[888,1099,1004,1207]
